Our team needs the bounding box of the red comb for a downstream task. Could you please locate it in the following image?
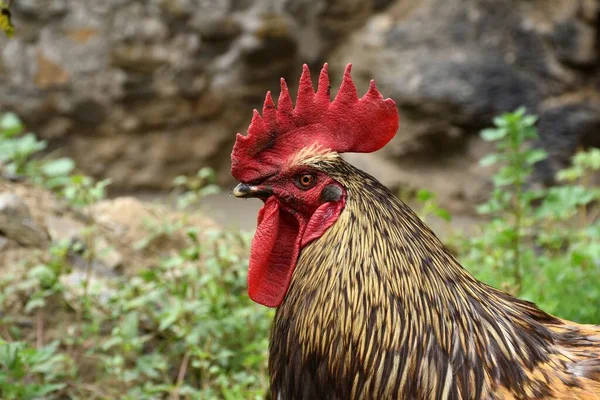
[231,63,399,182]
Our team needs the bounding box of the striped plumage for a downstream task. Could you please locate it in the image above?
[269,151,600,399]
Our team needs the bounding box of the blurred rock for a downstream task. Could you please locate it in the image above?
[12,0,69,20]
[90,196,216,259]
[328,0,600,207]
[0,192,49,247]
[46,210,124,273]
[0,0,598,212]
[0,235,10,251]
[45,214,87,242]
[0,0,385,191]
[551,20,598,67]
[59,269,115,304]
[535,95,600,183]
[0,180,217,278]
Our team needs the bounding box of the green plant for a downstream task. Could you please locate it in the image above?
[0,113,75,188]
[62,174,111,210]
[411,189,452,223]
[454,108,600,323]
[0,189,270,399]
[97,228,270,399]
[0,0,14,38]
[0,340,74,400]
[172,167,221,210]
[1,113,271,398]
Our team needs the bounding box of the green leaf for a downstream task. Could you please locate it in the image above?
[197,167,217,181]
[434,208,452,222]
[521,114,538,126]
[121,312,140,340]
[492,115,508,127]
[44,176,71,190]
[513,106,527,118]
[69,174,86,185]
[41,157,75,177]
[416,189,434,202]
[199,184,221,197]
[186,227,200,242]
[34,383,67,397]
[158,299,183,331]
[481,128,507,142]
[0,112,23,137]
[480,153,499,167]
[173,175,188,186]
[476,203,494,214]
[16,133,47,155]
[0,341,23,370]
[524,149,547,165]
[162,255,184,269]
[557,166,584,182]
[24,297,47,312]
[28,264,56,287]
[101,336,123,351]
[573,148,600,170]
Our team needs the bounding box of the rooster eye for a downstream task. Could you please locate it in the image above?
[296,174,316,189]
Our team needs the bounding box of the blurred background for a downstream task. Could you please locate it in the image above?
[2,0,599,225]
[0,0,599,399]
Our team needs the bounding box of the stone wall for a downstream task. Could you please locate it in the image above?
[0,0,598,211]
[330,0,600,206]
[0,0,388,187]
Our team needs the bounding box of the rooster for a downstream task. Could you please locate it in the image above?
[230,64,600,399]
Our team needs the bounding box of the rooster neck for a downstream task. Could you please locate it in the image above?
[270,158,570,399]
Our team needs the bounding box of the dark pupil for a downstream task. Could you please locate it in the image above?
[302,175,311,185]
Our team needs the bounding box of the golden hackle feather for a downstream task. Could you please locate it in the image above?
[269,150,600,399]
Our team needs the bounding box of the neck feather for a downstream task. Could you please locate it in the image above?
[276,158,562,398]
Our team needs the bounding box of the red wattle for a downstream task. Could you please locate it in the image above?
[247,196,346,308]
[248,197,301,307]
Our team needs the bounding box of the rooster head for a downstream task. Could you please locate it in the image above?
[230,63,399,307]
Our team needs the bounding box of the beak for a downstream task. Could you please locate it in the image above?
[232,183,272,199]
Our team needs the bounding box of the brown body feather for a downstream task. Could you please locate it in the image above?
[270,154,600,399]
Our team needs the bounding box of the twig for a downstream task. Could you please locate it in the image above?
[78,383,111,399]
[0,325,14,341]
[170,351,191,400]
[36,309,44,348]
[74,225,96,360]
